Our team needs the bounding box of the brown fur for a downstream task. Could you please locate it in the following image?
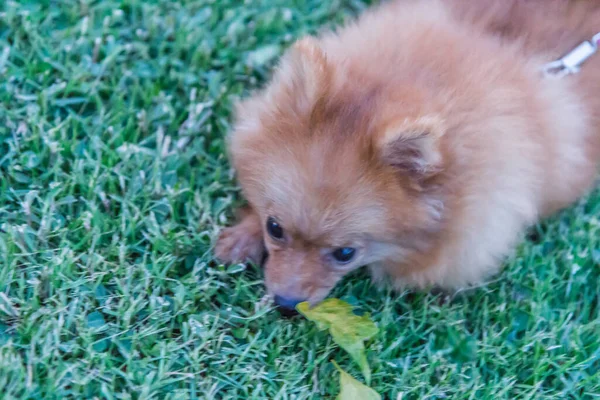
[214,0,600,304]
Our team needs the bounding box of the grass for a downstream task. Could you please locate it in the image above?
[0,0,599,398]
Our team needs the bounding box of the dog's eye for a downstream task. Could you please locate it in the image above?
[266,217,284,240]
[332,247,356,264]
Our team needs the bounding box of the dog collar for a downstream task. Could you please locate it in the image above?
[542,32,600,78]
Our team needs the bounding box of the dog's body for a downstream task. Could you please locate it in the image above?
[215,0,600,308]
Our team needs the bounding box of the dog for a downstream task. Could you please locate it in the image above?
[215,0,600,312]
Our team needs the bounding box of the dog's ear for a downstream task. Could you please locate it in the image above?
[376,116,446,180]
[230,38,330,155]
[269,36,332,114]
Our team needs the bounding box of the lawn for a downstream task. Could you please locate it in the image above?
[0,0,599,398]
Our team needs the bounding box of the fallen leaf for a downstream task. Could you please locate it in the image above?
[297,299,378,384]
[333,361,381,400]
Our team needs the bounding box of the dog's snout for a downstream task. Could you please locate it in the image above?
[273,295,304,315]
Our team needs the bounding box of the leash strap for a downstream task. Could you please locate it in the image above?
[542,32,600,78]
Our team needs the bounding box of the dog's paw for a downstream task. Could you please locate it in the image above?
[214,224,265,265]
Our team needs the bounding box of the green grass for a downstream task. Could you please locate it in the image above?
[0,0,599,398]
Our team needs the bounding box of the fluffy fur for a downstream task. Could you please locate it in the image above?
[215,0,600,305]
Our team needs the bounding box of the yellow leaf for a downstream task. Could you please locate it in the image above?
[333,361,381,400]
[297,299,378,384]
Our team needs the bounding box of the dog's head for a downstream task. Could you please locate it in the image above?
[228,38,447,308]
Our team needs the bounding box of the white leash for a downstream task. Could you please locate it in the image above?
[542,32,600,78]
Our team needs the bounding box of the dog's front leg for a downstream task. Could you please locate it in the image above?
[214,206,266,265]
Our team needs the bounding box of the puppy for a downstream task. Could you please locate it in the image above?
[215,0,600,312]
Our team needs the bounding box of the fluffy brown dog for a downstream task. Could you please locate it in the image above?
[215,0,600,311]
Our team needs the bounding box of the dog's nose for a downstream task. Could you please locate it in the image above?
[273,295,304,316]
